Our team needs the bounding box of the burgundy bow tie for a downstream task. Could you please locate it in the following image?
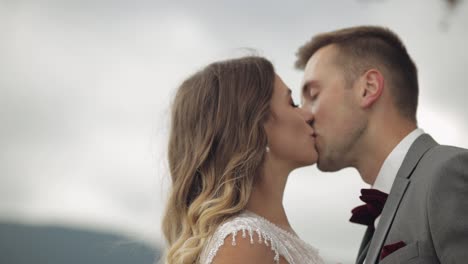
[350,188,388,228]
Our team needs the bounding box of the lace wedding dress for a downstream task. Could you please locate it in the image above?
[199,210,325,264]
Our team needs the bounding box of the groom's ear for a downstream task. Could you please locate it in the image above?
[359,69,384,108]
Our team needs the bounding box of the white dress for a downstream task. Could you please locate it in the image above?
[199,211,325,264]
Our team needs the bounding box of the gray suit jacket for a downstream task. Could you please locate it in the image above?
[356,134,468,263]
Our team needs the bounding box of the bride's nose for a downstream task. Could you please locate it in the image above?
[298,108,314,127]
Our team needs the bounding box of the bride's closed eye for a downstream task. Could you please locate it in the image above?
[290,99,299,108]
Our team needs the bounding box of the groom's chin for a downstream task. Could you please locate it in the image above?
[316,159,341,172]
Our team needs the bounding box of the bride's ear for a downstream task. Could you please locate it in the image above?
[359,69,384,108]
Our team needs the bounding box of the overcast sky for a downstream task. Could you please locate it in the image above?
[1,0,467,263]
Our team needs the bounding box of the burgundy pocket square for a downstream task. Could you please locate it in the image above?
[380,241,407,260]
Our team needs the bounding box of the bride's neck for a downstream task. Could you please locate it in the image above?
[245,162,291,229]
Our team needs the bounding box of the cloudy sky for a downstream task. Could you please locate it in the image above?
[1,0,467,263]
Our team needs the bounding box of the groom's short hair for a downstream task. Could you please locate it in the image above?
[295,26,418,122]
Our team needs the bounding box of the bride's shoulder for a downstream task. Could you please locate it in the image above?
[200,211,286,264]
[208,232,288,264]
[200,211,325,264]
[214,211,273,236]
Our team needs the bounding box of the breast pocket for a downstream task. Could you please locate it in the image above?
[379,241,419,264]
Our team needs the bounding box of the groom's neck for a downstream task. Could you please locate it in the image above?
[356,115,417,185]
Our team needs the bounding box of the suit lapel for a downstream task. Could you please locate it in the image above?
[356,241,371,264]
[365,177,410,263]
[393,134,437,183]
[356,227,373,264]
[365,134,437,263]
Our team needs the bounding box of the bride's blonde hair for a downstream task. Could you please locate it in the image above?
[162,56,275,263]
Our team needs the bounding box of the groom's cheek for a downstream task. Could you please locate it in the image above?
[300,101,314,115]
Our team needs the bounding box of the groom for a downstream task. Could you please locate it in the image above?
[295,26,468,263]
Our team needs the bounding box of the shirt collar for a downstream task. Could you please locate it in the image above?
[372,128,425,193]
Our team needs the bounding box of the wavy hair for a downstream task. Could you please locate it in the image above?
[162,56,275,263]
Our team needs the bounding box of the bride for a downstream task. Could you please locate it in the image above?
[161,56,325,264]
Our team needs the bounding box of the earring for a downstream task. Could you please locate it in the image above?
[265,146,270,153]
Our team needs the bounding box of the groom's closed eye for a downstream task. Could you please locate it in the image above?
[308,91,318,101]
[302,80,319,96]
[303,92,318,107]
